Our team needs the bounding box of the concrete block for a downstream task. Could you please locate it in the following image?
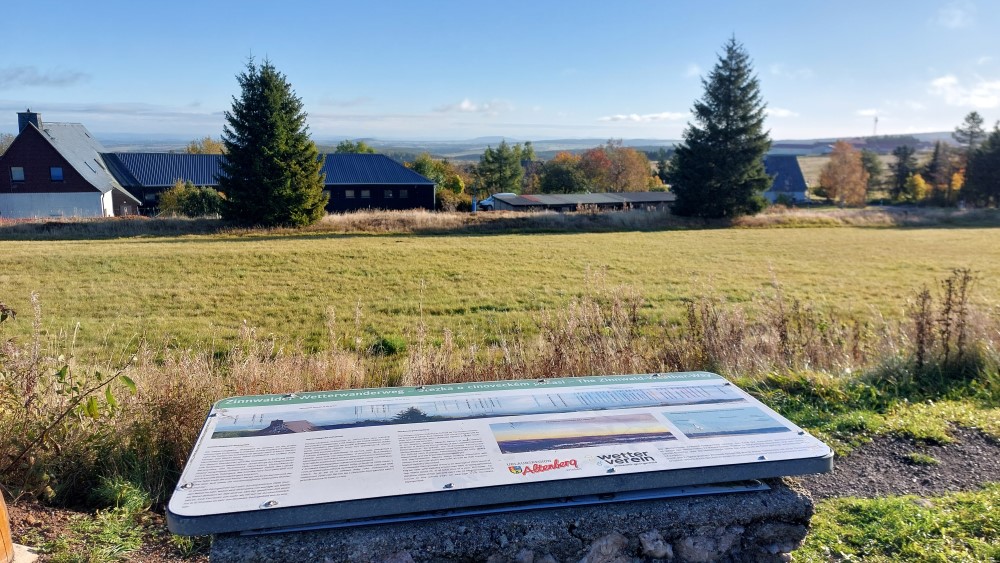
[210,478,813,563]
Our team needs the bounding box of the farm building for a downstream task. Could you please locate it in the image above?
[104,152,436,214]
[1,110,435,218]
[762,155,808,203]
[0,111,142,218]
[490,191,675,212]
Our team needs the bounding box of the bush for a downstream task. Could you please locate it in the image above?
[158,180,225,217]
[436,189,472,212]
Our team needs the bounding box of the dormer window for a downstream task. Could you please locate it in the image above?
[50,167,64,181]
[10,167,24,182]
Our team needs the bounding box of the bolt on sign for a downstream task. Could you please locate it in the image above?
[168,372,833,536]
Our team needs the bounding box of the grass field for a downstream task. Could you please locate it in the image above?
[2,212,999,561]
[3,226,1000,358]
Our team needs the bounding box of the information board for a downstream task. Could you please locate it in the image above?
[167,372,832,535]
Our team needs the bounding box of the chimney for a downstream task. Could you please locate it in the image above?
[18,109,41,132]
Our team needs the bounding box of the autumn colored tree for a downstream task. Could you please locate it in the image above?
[218,59,327,227]
[668,37,771,218]
[575,140,653,192]
[604,140,654,192]
[407,153,465,194]
[185,136,225,154]
[819,141,869,207]
[901,174,930,202]
[334,140,376,154]
[889,145,918,201]
[540,152,587,193]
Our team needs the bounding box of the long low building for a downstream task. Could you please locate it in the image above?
[491,191,676,212]
[0,110,435,219]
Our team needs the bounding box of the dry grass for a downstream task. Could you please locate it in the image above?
[1,270,998,508]
[734,206,1000,228]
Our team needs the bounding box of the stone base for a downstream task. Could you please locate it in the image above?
[210,479,813,563]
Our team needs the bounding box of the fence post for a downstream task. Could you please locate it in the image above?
[0,494,13,563]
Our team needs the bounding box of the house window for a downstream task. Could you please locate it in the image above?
[10,167,24,182]
[50,167,64,181]
[345,189,355,199]
[322,190,331,201]
[384,189,393,198]
[400,189,408,199]
[361,189,371,199]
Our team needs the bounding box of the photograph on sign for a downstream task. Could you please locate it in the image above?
[491,413,675,454]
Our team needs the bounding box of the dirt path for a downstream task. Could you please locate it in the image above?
[797,426,1000,500]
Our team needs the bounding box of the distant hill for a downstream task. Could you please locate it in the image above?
[98,132,957,159]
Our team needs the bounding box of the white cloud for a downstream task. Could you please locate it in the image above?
[936,1,975,29]
[684,64,702,78]
[903,100,927,111]
[929,74,1000,108]
[765,107,799,118]
[977,56,993,66]
[598,111,687,123]
[856,109,879,117]
[769,64,814,79]
[434,98,512,115]
[0,66,90,89]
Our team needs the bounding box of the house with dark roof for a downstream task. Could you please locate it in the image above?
[104,152,437,213]
[0,111,142,218]
[1,110,436,218]
[762,155,808,203]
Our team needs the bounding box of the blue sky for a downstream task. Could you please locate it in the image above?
[2,0,998,141]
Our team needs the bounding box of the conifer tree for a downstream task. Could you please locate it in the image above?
[476,140,524,194]
[889,145,918,201]
[964,125,1000,207]
[218,59,327,227]
[667,37,771,218]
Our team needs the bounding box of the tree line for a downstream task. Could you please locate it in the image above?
[817,111,1000,207]
[162,38,999,226]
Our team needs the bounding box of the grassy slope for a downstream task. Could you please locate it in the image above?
[3,227,1000,356]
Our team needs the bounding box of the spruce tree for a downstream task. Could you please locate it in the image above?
[218,59,327,227]
[964,125,1000,207]
[667,37,771,218]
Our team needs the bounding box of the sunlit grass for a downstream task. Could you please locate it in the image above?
[3,225,999,360]
[798,485,1000,562]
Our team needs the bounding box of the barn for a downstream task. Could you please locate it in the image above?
[491,192,675,212]
[104,152,436,214]
[1,110,436,218]
[0,111,142,219]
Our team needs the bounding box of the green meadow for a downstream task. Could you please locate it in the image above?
[3,226,1000,356]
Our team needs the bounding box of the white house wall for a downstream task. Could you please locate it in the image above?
[0,192,107,219]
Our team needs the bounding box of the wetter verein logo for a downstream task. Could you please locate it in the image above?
[508,459,578,475]
[597,451,656,465]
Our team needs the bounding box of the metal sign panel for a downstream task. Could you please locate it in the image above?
[167,372,832,535]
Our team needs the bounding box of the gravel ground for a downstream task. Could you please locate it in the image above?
[797,425,1000,500]
[7,426,1000,561]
